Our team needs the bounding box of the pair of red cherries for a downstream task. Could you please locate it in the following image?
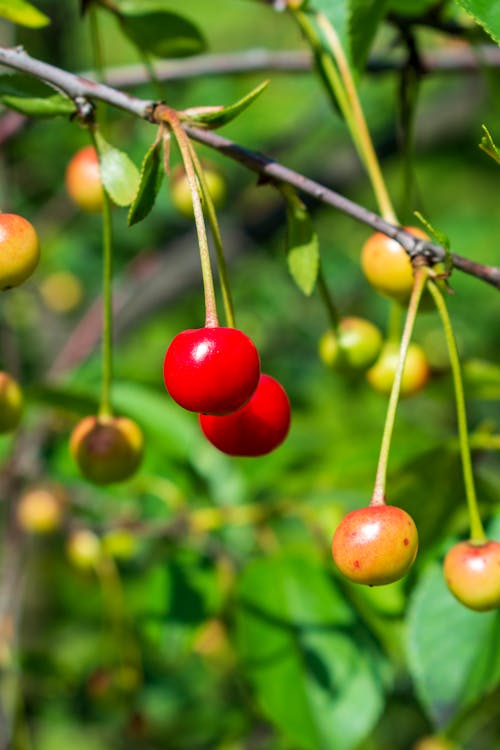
[163,326,291,456]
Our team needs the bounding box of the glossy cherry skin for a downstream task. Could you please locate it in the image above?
[199,374,291,456]
[366,342,430,398]
[319,317,382,371]
[443,540,500,611]
[164,326,261,415]
[0,371,23,433]
[332,504,418,585]
[0,213,40,290]
[70,415,144,485]
[65,145,104,212]
[361,226,428,303]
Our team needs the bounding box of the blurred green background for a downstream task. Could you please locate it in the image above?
[0,1,499,749]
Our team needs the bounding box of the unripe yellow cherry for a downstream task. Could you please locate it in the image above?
[17,484,67,534]
[65,146,104,213]
[0,213,40,290]
[361,226,428,303]
[171,163,226,218]
[366,342,430,397]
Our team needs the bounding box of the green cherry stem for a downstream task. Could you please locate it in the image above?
[371,267,428,506]
[426,279,487,543]
[161,109,219,327]
[185,139,236,327]
[89,4,105,83]
[315,13,398,224]
[89,128,114,419]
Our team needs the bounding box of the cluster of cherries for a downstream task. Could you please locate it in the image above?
[163,325,291,457]
[1,145,499,613]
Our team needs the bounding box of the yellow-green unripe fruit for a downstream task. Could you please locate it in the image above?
[0,213,40,290]
[366,342,430,397]
[171,163,226,218]
[319,317,382,371]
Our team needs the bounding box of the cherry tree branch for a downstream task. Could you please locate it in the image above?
[0,45,499,289]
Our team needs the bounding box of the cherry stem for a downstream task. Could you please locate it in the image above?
[160,108,219,327]
[294,9,398,224]
[185,139,236,327]
[426,279,487,543]
[88,128,114,419]
[371,267,428,506]
[89,5,105,83]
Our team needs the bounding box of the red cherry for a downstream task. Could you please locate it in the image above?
[443,540,500,611]
[163,327,260,415]
[199,374,291,456]
[332,504,418,585]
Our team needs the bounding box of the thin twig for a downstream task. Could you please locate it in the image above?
[0,45,498,289]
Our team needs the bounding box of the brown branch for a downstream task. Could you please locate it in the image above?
[0,45,498,289]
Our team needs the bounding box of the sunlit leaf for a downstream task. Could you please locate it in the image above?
[0,0,49,27]
[457,0,500,45]
[184,80,269,129]
[94,131,140,207]
[282,188,319,296]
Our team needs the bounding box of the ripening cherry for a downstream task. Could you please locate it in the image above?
[66,528,102,570]
[443,539,500,611]
[0,213,40,291]
[0,371,23,434]
[16,483,67,534]
[366,342,430,397]
[199,373,291,456]
[332,504,418,585]
[319,317,382,371]
[65,145,104,213]
[164,326,261,415]
[70,415,144,484]
[171,162,226,218]
[361,226,428,303]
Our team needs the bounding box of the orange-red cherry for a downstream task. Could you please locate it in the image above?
[163,326,260,415]
[199,373,291,456]
[443,539,500,611]
[65,145,104,213]
[70,415,144,485]
[361,226,428,303]
[332,504,418,585]
[0,213,40,290]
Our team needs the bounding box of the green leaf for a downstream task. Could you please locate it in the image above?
[116,6,206,58]
[282,188,319,296]
[456,0,500,45]
[407,562,500,728]
[310,0,388,72]
[0,0,49,27]
[236,554,385,750]
[0,93,74,118]
[128,138,164,226]
[184,80,269,129]
[94,131,140,207]
[479,124,500,165]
